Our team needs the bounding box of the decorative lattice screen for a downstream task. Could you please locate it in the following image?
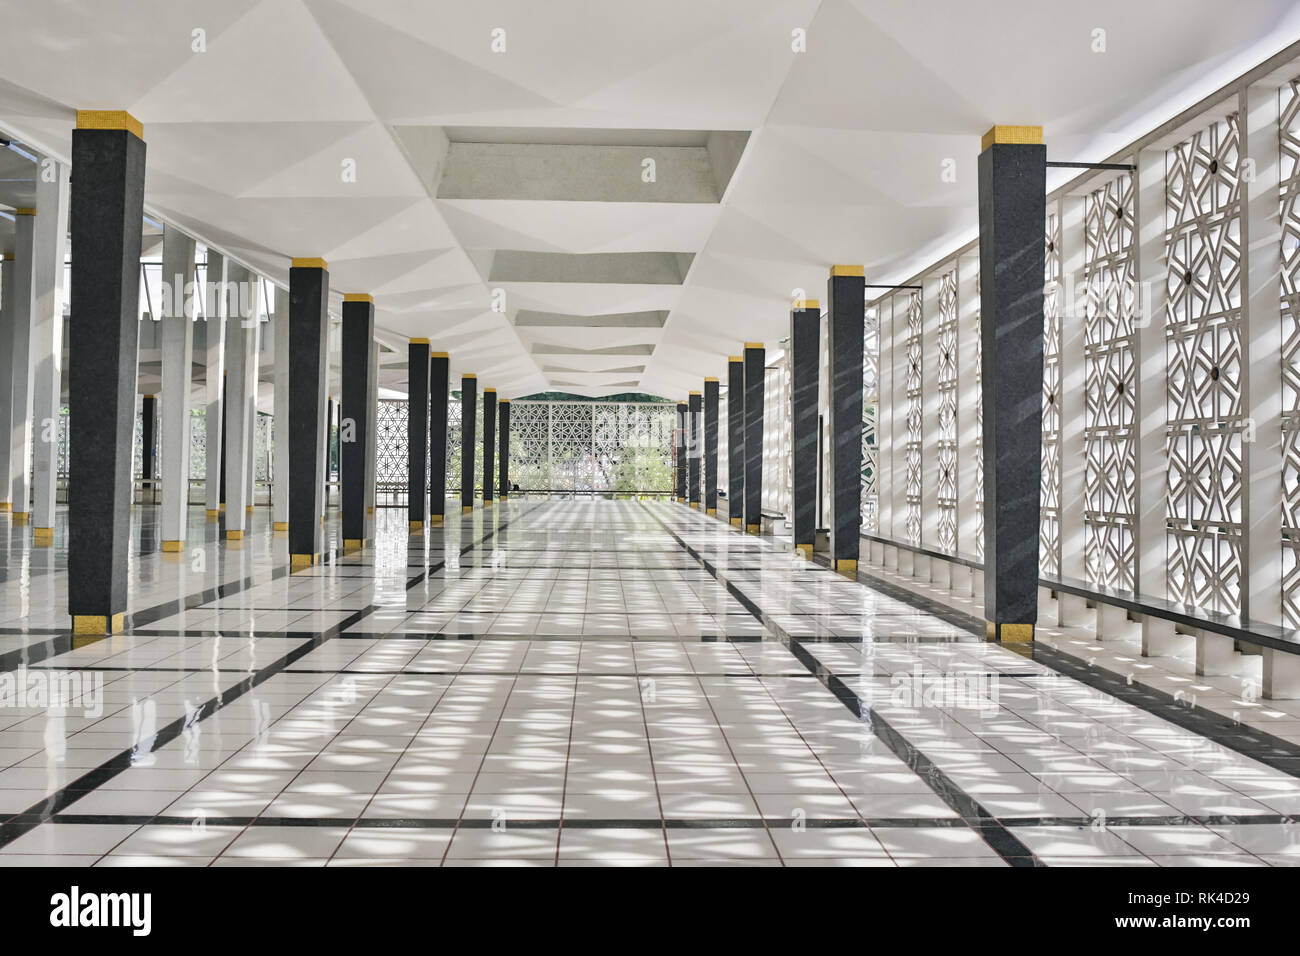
[904,291,923,545]
[1041,211,1063,575]
[1084,173,1138,591]
[374,398,673,494]
[1165,113,1244,614]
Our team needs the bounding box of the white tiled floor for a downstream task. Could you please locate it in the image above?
[0,499,1297,865]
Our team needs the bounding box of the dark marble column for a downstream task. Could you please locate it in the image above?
[978,126,1046,643]
[460,375,477,513]
[687,391,701,508]
[791,302,820,556]
[482,388,496,506]
[429,353,449,524]
[743,343,764,533]
[407,339,429,531]
[340,294,373,551]
[727,357,743,526]
[704,378,719,515]
[288,258,329,571]
[674,402,687,502]
[67,110,145,636]
[141,394,156,497]
[498,399,510,500]
[828,267,865,573]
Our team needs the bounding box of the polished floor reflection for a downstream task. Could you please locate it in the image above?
[0,500,1297,866]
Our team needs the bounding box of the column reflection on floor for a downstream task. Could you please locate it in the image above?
[0,501,1296,866]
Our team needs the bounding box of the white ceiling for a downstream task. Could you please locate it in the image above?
[1,0,1299,400]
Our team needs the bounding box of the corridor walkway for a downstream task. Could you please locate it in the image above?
[0,501,1296,866]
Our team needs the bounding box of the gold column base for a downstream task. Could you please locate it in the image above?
[343,538,366,552]
[72,613,124,636]
[161,540,183,552]
[273,521,288,531]
[462,505,473,514]
[795,543,813,558]
[834,558,858,576]
[499,493,508,501]
[705,507,716,515]
[676,496,685,503]
[689,502,699,509]
[746,523,760,534]
[226,529,244,540]
[290,553,318,571]
[218,503,226,512]
[12,511,29,524]
[367,506,375,514]
[205,509,221,521]
[986,622,1034,643]
[484,499,493,508]
[430,514,444,525]
[409,520,424,532]
[33,527,54,545]
[0,502,10,511]
[729,517,742,528]
[245,505,254,514]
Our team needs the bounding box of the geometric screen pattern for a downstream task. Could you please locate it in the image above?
[375,399,409,495]
[509,401,674,493]
[905,290,923,545]
[936,269,958,553]
[1083,173,1138,591]
[1041,211,1062,575]
[1282,76,1300,626]
[862,305,879,532]
[1165,112,1245,614]
[376,399,676,495]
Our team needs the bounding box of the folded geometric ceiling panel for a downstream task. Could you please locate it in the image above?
[395,127,751,203]
[483,250,694,285]
[514,309,669,329]
[532,343,657,356]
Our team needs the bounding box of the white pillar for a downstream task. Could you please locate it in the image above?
[8,210,34,520]
[244,277,261,515]
[159,225,196,551]
[272,284,289,530]
[1133,147,1176,653]
[223,263,254,537]
[29,158,70,541]
[955,253,980,559]
[1241,82,1284,628]
[246,282,262,518]
[0,256,14,512]
[203,251,225,518]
